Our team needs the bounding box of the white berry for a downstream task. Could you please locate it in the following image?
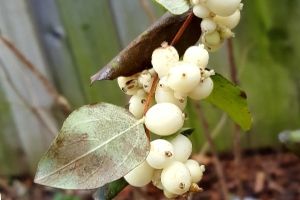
[145,103,184,136]
[193,4,210,19]
[167,62,201,93]
[185,160,205,183]
[146,139,174,169]
[151,43,179,78]
[206,0,242,16]
[183,44,209,69]
[170,134,193,162]
[138,70,154,93]
[203,31,221,46]
[188,77,214,100]
[124,161,154,187]
[214,9,241,29]
[155,85,187,110]
[152,170,164,189]
[129,90,146,118]
[161,161,192,195]
[200,18,217,33]
[117,75,139,95]
[163,189,178,199]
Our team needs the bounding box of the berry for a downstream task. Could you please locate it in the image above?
[220,27,235,39]
[146,139,174,169]
[161,161,192,195]
[117,75,139,95]
[188,77,214,100]
[151,43,179,78]
[170,134,192,162]
[152,170,164,189]
[206,0,241,17]
[203,31,221,46]
[200,18,217,33]
[145,103,184,136]
[183,45,209,69]
[124,161,154,187]
[167,62,201,94]
[214,9,241,29]
[185,160,205,183]
[155,85,187,110]
[193,4,210,19]
[129,90,146,118]
[163,189,178,199]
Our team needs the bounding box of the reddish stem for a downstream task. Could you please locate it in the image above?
[142,12,194,139]
[227,38,244,199]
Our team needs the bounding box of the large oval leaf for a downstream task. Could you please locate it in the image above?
[206,74,253,131]
[34,103,149,189]
[155,0,190,15]
[90,12,202,82]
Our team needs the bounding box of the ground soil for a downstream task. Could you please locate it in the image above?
[1,148,299,200]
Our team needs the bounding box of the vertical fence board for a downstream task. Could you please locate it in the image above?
[56,0,125,105]
[29,0,86,107]
[110,0,156,47]
[0,0,57,173]
[0,85,25,175]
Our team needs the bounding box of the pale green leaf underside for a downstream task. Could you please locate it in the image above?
[34,103,149,189]
[206,74,253,131]
[155,0,190,15]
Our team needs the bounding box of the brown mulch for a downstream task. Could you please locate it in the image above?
[117,148,300,200]
[1,148,300,200]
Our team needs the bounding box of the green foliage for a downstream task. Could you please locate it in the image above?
[35,103,149,189]
[53,193,81,200]
[206,74,252,131]
[94,178,128,200]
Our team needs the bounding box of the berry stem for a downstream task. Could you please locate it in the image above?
[194,102,229,200]
[227,38,244,199]
[143,12,194,139]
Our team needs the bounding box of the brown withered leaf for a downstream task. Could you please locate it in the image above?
[90,11,201,82]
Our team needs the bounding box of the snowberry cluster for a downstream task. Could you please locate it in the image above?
[191,0,243,51]
[117,43,214,198]
[124,134,205,198]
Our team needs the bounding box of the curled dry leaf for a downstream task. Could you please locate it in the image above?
[90,12,202,83]
[34,103,149,189]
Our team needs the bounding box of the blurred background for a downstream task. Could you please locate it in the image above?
[0,0,300,199]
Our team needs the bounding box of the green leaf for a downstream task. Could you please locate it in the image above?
[206,74,252,131]
[179,128,195,137]
[155,0,190,15]
[93,178,128,200]
[34,103,149,189]
[90,12,202,82]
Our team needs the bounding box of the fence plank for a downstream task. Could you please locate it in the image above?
[0,0,58,173]
[56,0,125,105]
[29,0,86,107]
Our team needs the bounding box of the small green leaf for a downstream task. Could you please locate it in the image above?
[206,74,252,131]
[180,128,195,137]
[155,0,190,15]
[34,103,149,189]
[93,178,128,200]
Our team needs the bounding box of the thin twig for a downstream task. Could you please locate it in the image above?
[200,113,227,155]
[193,102,229,200]
[142,12,194,139]
[227,38,244,199]
[0,60,57,136]
[139,0,157,23]
[0,35,72,115]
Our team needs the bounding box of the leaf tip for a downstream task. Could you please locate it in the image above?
[239,90,247,99]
